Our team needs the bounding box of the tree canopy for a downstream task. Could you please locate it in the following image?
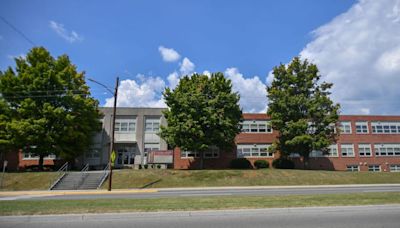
[160,73,242,168]
[267,57,340,166]
[0,47,101,169]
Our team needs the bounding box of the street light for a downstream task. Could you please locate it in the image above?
[88,77,119,191]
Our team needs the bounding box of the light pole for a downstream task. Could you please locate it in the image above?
[88,77,119,191]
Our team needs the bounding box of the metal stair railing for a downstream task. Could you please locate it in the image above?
[49,162,68,190]
[75,163,90,189]
[97,163,110,189]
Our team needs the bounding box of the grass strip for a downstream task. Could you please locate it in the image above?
[1,192,400,216]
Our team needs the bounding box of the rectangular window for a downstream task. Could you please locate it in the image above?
[374,144,400,156]
[346,165,359,172]
[358,144,372,157]
[114,119,136,133]
[22,152,56,160]
[145,118,161,133]
[204,146,220,159]
[390,164,400,172]
[237,144,273,158]
[341,144,354,157]
[371,122,400,134]
[310,145,338,157]
[368,165,381,172]
[355,122,369,134]
[340,121,352,134]
[328,144,338,157]
[241,120,272,133]
[180,150,200,158]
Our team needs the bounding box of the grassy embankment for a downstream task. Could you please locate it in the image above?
[1,192,400,215]
[1,169,399,190]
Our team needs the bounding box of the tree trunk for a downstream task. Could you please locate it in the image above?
[199,151,204,170]
[303,155,309,170]
[38,155,44,171]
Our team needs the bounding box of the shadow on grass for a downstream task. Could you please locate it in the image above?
[140,179,162,189]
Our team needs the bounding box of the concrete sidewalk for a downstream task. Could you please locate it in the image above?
[1,183,400,197]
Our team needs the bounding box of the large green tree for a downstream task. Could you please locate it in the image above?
[160,73,242,169]
[267,57,340,168]
[0,47,101,170]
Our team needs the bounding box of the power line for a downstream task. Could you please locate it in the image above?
[0,15,36,46]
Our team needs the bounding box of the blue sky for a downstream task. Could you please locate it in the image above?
[1,0,400,114]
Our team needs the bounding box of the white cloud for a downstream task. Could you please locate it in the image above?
[105,76,166,108]
[179,57,195,76]
[225,68,267,113]
[298,0,400,114]
[158,46,181,62]
[49,21,83,43]
[202,70,211,78]
[167,71,180,90]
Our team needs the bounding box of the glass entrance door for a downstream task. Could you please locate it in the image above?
[116,146,136,165]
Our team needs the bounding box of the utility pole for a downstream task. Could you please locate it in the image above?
[108,77,119,191]
[87,77,119,192]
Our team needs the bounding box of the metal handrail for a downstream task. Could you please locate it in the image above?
[49,162,68,190]
[97,163,110,189]
[75,163,90,189]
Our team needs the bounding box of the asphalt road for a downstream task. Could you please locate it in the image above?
[23,184,400,200]
[1,205,399,228]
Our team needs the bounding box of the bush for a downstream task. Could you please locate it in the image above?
[254,160,269,169]
[144,164,148,169]
[272,158,295,169]
[230,158,253,169]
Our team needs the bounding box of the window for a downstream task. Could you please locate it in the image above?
[145,118,160,133]
[204,146,220,159]
[114,119,136,133]
[390,164,400,172]
[22,152,56,160]
[355,122,369,134]
[346,165,359,172]
[358,144,372,157]
[368,165,381,172]
[237,144,273,158]
[180,150,200,158]
[371,122,400,134]
[310,145,338,157]
[327,145,338,157]
[341,144,354,157]
[340,121,352,134]
[241,120,272,133]
[374,144,400,156]
[144,143,160,156]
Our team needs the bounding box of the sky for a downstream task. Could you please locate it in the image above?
[1,0,400,115]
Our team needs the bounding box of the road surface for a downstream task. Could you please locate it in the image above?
[1,205,399,228]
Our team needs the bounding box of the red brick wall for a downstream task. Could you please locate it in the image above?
[173,114,400,171]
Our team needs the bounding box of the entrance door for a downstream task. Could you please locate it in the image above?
[117,146,136,166]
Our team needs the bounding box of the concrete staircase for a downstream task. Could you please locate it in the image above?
[50,171,108,190]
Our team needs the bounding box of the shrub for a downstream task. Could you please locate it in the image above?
[272,158,295,169]
[144,164,149,169]
[230,158,253,169]
[254,160,269,169]
[157,164,161,169]
[138,165,142,169]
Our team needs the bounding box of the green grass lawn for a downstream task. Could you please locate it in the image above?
[1,169,399,191]
[0,172,58,191]
[1,192,400,215]
[108,169,400,189]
